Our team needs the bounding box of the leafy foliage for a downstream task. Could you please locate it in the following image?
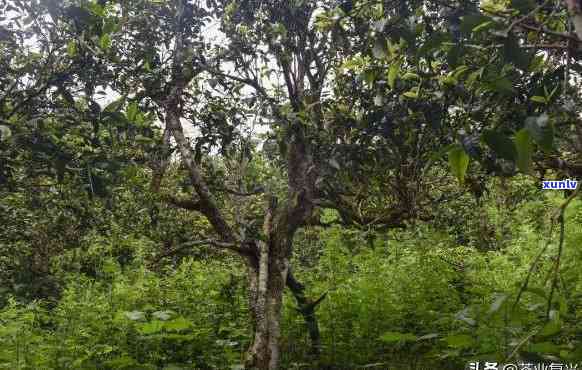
[2,0,582,368]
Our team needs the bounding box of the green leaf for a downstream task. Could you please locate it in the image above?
[472,21,494,33]
[88,2,106,17]
[138,320,165,335]
[514,128,532,174]
[164,317,193,332]
[135,135,153,144]
[67,41,77,57]
[486,77,515,94]
[0,125,12,141]
[402,90,418,99]
[482,130,517,160]
[362,70,376,86]
[388,62,399,89]
[443,334,474,348]
[379,331,417,343]
[447,145,470,185]
[538,319,561,338]
[103,18,118,34]
[99,33,111,50]
[452,65,469,79]
[126,102,139,122]
[402,72,420,81]
[530,96,547,104]
[460,15,493,35]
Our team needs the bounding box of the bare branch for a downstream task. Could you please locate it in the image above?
[151,239,245,265]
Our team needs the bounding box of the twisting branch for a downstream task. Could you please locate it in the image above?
[162,0,237,243]
[545,184,581,318]
[512,184,581,315]
[506,0,552,34]
[150,239,242,265]
[517,23,582,42]
[482,6,582,43]
[511,218,556,313]
[504,327,542,363]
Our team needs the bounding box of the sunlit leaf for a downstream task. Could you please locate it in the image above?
[388,62,399,89]
[514,129,533,174]
[67,41,77,57]
[443,334,474,348]
[99,34,111,50]
[530,96,547,104]
[447,145,469,185]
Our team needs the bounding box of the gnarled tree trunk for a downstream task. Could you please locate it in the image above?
[245,198,291,370]
[245,247,288,370]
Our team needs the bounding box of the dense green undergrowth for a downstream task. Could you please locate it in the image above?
[2,190,582,369]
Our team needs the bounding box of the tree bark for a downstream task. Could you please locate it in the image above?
[244,244,290,369]
[244,197,291,370]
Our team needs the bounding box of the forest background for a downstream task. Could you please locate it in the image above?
[2,0,582,369]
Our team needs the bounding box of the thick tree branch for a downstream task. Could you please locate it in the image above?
[163,0,237,243]
[538,156,582,177]
[163,194,202,211]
